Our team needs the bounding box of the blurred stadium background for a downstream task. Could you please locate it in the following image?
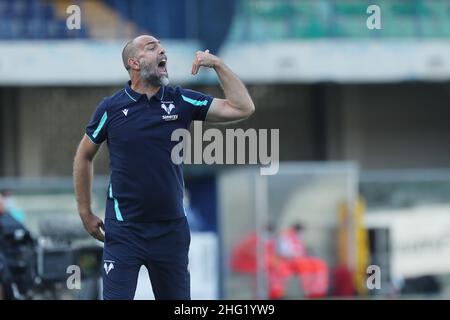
[1,0,450,300]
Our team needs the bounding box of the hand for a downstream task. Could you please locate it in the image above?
[191,49,221,75]
[80,212,105,242]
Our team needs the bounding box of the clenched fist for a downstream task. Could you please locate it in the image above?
[191,49,221,75]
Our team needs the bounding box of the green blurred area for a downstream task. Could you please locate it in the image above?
[228,0,450,41]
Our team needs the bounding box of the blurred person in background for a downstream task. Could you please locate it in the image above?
[230,223,292,299]
[275,222,329,298]
[231,222,330,299]
[277,222,308,258]
[0,194,18,300]
[0,190,26,225]
[0,193,28,244]
[231,223,278,274]
[74,34,255,300]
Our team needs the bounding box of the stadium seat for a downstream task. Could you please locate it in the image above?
[0,0,11,17]
[0,18,14,39]
[251,1,293,20]
[10,0,28,19]
[10,18,27,39]
[292,1,328,38]
[26,18,48,39]
[334,1,370,16]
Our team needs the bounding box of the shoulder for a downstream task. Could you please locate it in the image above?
[163,85,204,98]
[108,88,131,106]
[160,86,199,104]
[161,85,184,99]
[169,86,213,107]
[98,88,132,112]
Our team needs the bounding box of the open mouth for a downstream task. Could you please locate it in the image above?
[157,59,167,73]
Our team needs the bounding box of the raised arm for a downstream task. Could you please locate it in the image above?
[191,50,255,122]
[73,135,105,241]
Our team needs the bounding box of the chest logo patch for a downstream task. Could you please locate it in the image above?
[161,103,175,114]
[122,108,129,116]
[161,103,178,121]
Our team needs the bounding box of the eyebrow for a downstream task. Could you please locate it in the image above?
[144,40,160,47]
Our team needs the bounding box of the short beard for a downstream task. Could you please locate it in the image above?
[140,61,169,87]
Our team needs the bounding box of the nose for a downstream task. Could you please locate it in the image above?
[159,45,166,55]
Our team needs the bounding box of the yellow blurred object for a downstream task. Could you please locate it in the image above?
[354,198,369,296]
[337,202,350,267]
[336,197,370,296]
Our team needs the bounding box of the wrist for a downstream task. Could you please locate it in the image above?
[79,209,93,218]
[213,58,225,70]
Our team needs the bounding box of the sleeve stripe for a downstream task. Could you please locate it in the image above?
[92,111,108,138]
[204,98,214,121]
[181,94,209,106]
[85,133,100,145]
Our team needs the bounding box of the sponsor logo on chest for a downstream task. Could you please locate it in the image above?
[161,101,178,121]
